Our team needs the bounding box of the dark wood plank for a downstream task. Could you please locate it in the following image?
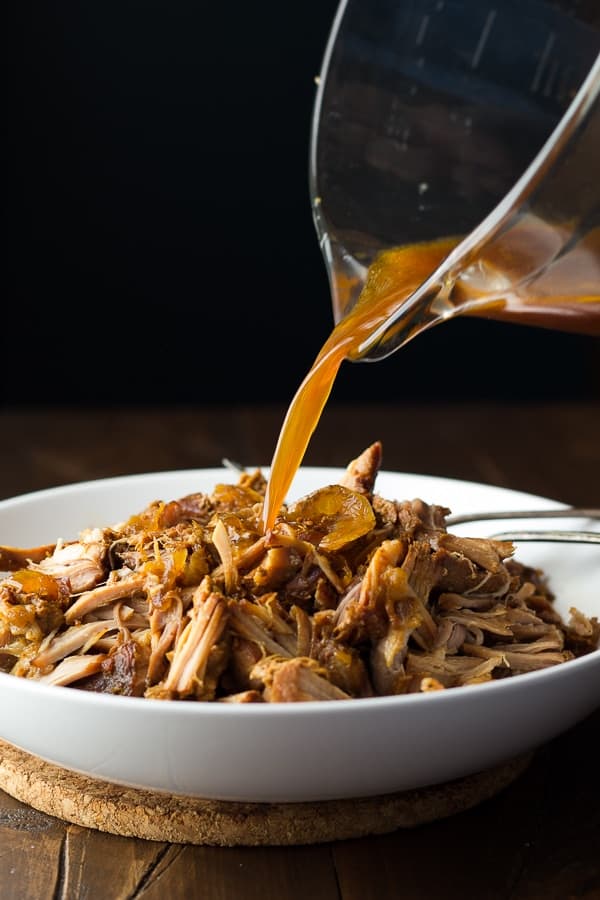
[132,844,339,900]
[60,825,167,899]
[0,792,168,900]
[0,795,64,900]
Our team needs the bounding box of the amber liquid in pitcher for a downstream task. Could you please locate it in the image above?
[262,214,600,531]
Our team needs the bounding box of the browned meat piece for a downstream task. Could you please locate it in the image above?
[249,546,302,592]
[0,572,70,656]
[505,606,563,641]
[396,499,449,540]
[337,540,405,638]
[32,620,117,668]
[171,492,214,524]
[209,534,271,589]
[228,597,296,657]
[436,608,514,639]
[401,542,443,637]
[370,629,413,695]
[334,540,433,694]
[78,638,150,696]
[420,676,445,692]
[253,593,298,642]
[0,650,16,672]
[291,605,312,656]
[437,592,499,612]
[65,572,146,624]
[218,690,263,703]
[37,654,107,686]
[281,567,321,606]
[406,648,502,687]
[232,536,269,572]
[335,540,425,644]
[33,531,108,593]
[0,543,56,571]
[225,636,264,691]
[368,549,438,692]
[439,534,514,572]
[434,538,513,597]
[259,539,346,606]
[462,641,574,673]
[506,559,555,596]
[147,594,184,684]
[371,494,399,529]
[338,441,383,497]
[433,618,468,653]
[310,610,373,697]
[120,496,214,534]
[250,655,351,702]
[211,519,238,594]
[237,468,268,495]
[562,607,600,656]
[211,477,265,513]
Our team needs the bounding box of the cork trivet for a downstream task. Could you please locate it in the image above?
[0,740,532,846]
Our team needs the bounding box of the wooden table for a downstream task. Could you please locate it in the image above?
[1,403,599,900]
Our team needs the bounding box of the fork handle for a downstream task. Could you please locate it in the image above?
[445,508,600,526]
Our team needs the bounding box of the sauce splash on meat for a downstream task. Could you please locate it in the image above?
[262,215,600,532]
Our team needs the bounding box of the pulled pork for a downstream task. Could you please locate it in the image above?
[0,443,598,702]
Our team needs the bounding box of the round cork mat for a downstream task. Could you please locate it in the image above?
[0,739,532,846]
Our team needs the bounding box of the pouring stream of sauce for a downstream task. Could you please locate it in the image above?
[262,216,600,531]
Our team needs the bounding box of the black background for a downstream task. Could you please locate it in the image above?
[5,1,599,407]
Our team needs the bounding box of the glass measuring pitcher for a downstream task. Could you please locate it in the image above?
[310,0,600,361]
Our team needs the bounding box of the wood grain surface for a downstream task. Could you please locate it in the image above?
[0,402,599,899]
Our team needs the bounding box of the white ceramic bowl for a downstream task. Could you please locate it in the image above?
[1,467,598,802]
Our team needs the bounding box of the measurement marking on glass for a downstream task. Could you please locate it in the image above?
[531,32,556,92]
[543,58,560,99]
[472,9,497,69]
[415,14,430,47]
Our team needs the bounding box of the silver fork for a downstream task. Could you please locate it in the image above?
[445,508,600,544]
